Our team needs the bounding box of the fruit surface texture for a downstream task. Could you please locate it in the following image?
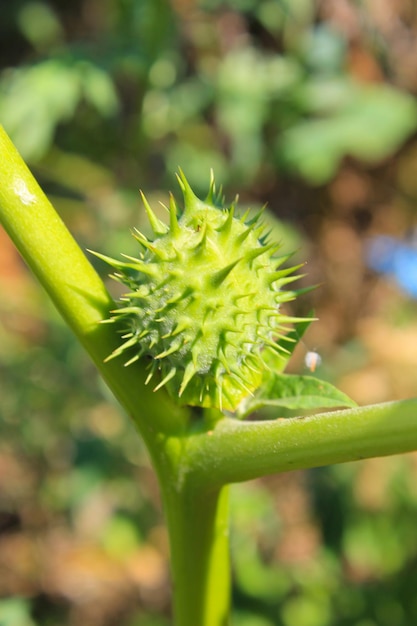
[99,172,300,412]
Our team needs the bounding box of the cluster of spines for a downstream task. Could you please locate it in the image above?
[94,171,304,411]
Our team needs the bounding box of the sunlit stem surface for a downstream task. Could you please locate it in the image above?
[162,482,231,626]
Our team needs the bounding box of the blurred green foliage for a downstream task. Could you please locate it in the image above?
[2,0,417,625]
[1,0,416,189]
[0,598,37,626]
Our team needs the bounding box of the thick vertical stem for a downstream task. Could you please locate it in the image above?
[162,482,231,626]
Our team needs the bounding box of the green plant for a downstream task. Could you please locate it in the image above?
[1,125,417,626]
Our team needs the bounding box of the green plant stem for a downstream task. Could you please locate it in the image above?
[185,399,417,488]
[162,482,231,626]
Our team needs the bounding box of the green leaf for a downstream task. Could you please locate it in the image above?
[277,81,417,184]
[238,373,356,418]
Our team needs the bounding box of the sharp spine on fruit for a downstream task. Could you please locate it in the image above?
[211,259,241,287]
[153,367,177,392]
[206,169,216,205]
[155,340,183,359]
[216,206,234,238]
[145,361,158,385]
[245,208,265,227]
[140,190,169,235]
[179,362,197,396]
[245,243,275,265]
[169,193,181,236]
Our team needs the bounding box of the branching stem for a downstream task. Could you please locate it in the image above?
[1,125,417,626]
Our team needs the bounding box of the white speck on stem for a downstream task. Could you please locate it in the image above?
[13,178,36,205]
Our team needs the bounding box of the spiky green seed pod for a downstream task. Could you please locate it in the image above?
[97,172,303,412]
